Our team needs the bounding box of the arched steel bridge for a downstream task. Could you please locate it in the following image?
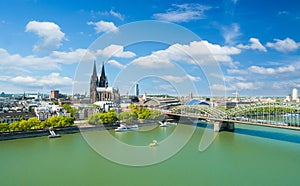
[166,102,300,130]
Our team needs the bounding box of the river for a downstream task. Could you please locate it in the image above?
[1,123,300,186]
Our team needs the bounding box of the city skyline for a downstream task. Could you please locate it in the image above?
[0,0,300,96]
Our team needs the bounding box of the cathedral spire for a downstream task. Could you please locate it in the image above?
[101,61,105,78]
[90,61,98,103]
[92,60,97,78]
[99,61,108,87]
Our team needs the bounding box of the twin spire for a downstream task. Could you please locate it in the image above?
[91,60,108,88]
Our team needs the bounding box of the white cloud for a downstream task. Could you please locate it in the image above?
[235,82,259,90]
[132,54,174,69]
[161,75,185,83]
[110,9,124,21]
[25,21,65,52]
[10,73,72,87]
[224,76,246,83]
[186,74,201,82]
[227,65,296,75]
[92,9,124,21]
[210,84,227,91]
[278,11,289,16]
[0,48,95,72]
[160,74,201,83]
[266,38,300,52]
[107,59,124,69]
[0,48,59,70]
[87,20,118,33]
[51,48,96,63]
[153,3,211,22]
[221,23,241,45]
[96,45,136,58]
[227,68,248,74]
[132,40,240,68]
[249,65,295,74]
[237,38,267,52]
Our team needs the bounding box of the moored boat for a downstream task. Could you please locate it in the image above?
[115,124,139,132]
[159,121,177,127]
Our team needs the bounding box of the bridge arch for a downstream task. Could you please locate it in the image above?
[227,102,300,118]
[171,105,227,119]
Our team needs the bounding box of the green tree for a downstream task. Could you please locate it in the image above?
[19,120,32,131]
[52,100,58,105]
[62,104,75,118]
[9,121,20,131]
[88,110,118,125]
[118,111,137,122]
[138,108,151,119]
[149,110,163,120]
[88,113,100,125]
[27,117,41,129]
[46,116,74,127]
[0,123,9,132]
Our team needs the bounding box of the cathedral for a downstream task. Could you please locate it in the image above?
[90,61,120,104]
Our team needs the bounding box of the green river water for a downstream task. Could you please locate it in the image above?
[1,123,300,186]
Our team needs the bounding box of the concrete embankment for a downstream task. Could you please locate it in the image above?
[0,126,80,141]
[0,120,160,141]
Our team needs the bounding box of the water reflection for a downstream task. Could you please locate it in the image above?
[234,127,300,144]
[196,122,300,144]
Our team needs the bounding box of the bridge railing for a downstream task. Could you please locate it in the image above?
[168,102,300,127]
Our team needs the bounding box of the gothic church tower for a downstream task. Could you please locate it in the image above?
[90,61,98,103]
[99,62,108,88]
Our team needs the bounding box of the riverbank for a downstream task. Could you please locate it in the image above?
[0,126,80,141]
[0,120,160,141]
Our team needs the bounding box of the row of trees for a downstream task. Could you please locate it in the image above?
[88,105,163,125]
[0,116,74,133]
[88,110,118,124]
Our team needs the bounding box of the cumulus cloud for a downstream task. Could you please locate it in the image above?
[266,37,300,52]
[0,48,96,72]
[0,48,59,70]
[96,45,136,58]
[87,20,118,33]
[10,73,72,87]
[0,44,135,73]
[51,49,96,63]
[237,38,267,52]
[153,3,211,22]
[132,54,174,69]
[132,40,241,69]
[161,74,201,83]
[249,65,295,74]
[107,59,124,69]
[25,21,65,52]
[227,64,296,75]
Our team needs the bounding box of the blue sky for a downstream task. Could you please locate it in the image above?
[0,0,300,97]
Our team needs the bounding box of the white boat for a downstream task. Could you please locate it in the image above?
[149,140,158,147]
[48,129,61,138]
[115,124,139,132]
[159,121,177,127]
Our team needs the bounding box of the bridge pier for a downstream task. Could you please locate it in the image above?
[213,121,235,132]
